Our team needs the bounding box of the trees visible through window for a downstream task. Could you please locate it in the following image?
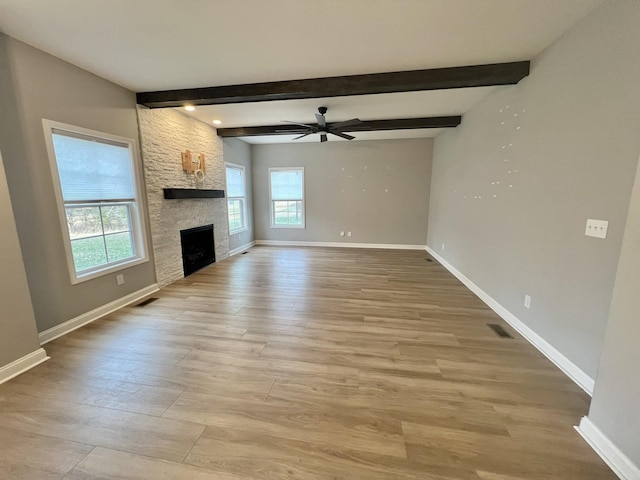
[44,120,148,283]
[269,167,305,228]
[226,164,246,233]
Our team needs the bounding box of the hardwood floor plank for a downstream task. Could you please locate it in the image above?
[259,343,441,376]
[2,364,184,416]
[46,336,192,366]
[397,342,550,366]
[242,330,401,356]
[55,353,277,400]
[186,425,432,480]
[64,447,241,480]
[164,390,407,458]
[476,472,529,480]
[0,391,204,462]
[436,358,585,393]
[0,426,92,480]
[94,317,251,341]
[402,422,616,479]
[268,379,510,437]
[492,403,583,430]
[178,349,360,384]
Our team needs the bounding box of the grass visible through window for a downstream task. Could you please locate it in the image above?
[66,205,134,271]
[273,200,302,225]
[228,198,244,231]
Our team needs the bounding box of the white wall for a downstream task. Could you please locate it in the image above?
[427,0,640,380]
[252,138,432,246]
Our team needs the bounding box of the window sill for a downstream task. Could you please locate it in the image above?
[270,224,306,229]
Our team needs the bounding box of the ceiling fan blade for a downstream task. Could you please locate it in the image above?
[329,130,355,141]
[282,120,314,129]
[320,133,328,143]
[292,133,311,140]
[315,113,327,129]
[329,118,362,130]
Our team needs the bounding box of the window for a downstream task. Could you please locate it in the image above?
[269,167,305,228]
[226,163,247,234]
[43,120,148,284]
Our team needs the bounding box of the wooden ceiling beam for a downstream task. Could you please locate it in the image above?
[136,62,529,108]
[216,116,462,137]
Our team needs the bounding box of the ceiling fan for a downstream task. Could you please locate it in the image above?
[284,107,362,142]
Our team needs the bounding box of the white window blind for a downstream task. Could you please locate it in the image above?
[226,166,245,197]
[52,129,136,202]
[270,169,303,200]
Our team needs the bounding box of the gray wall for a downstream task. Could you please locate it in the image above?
[223,138,254,251]
[427,0,640,379]
[252,138,432,245]
[588,152,640,467]
[0,34,156,333]
[0,151,41,367]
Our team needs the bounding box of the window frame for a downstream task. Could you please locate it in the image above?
[43,119,150,285]
[268,167,305,229]
[225,162,248,235]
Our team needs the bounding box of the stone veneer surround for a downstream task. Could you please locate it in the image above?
[137,107,229,286]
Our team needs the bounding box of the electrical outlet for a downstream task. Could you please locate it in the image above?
[585,219,608,239]
[116,274,125,286]
[347,231,352,237]
[340,231,345,237]
[524,294,531,309]
[442,242,445,251]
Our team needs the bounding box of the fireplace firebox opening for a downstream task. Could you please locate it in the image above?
[180,224,215,276]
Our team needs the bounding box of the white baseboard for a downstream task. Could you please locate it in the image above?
[38,284,159,345]
[229,240,256,256]
[255,240,426,250]
[426,246,595,395]
[0,348,49,385]
[576,417,640,480]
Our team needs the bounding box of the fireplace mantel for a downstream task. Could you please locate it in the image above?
[163,188,225,199]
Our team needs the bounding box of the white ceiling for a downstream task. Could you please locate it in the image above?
[0,0,604,143]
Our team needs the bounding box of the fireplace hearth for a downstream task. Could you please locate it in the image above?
[180,224,215,276]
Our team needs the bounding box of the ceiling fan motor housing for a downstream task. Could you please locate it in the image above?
[287,106,360,142]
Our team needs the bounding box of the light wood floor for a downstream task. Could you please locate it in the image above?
[0,246,615,479]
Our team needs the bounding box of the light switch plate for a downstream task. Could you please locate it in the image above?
[116,274,125,285]
[585,219,608,239]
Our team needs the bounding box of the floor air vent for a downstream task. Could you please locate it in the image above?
[487,323,513,338]
[136,297,159,307]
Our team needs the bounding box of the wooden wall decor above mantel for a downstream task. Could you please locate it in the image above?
[181,150,206,174]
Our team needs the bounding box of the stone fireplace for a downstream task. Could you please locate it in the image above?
[137,107,229,286]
